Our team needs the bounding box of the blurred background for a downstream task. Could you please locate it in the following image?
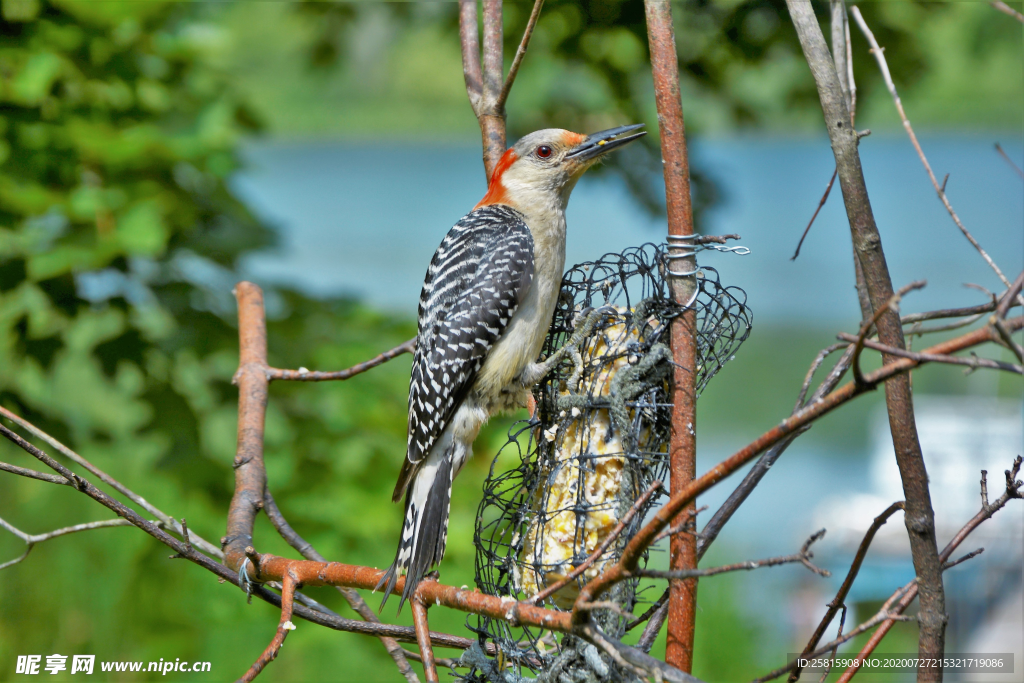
[0,1,1020,681]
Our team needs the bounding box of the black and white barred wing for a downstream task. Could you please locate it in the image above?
[392,205,534,501]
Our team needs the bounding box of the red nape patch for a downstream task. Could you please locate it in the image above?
[474,149,518,208]
[561,131,587,146]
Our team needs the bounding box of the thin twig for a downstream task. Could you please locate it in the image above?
[753,584,917,683]
[634,530,831,581]
[900,296,1018,325]
[267,339,414,382]
[850,5,1014,292]
[836,456,1023,682]
[990,1,1024,22]
[791,167,837,260]
[652,504,708,544]
[850,280,926,386]
[239,570,298,682]
[0,421,485,652]
[942,547,983,571]
[789,501,904,682]
[795,342,849,411]
[995,142,1024,177]
[529,480,662,605]
[497,0,544,109]
[625,589,669,632]
[818,606,847,683]
[0,406,222,559]
[0,460,70,486]
[837,333,1022,374]
[0,516,133,570]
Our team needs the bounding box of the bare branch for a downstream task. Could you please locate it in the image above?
[0,460,70,486]
[0,416,481,652]
[497,0,544,109]
[837,456,1023,681]
[412,598,439,683]
[754,584,917,683]
[850,5,1015,292]
[262,490,419,683]
[995,142,1024,177]
[458,0,482,113]
[791,167,837,260]
[0,406,222,559]
[0,516,133,570]
[850,280,927,387]
[790,502,903,681]
[990,1,1024,22]
[572,316,1021,631]
[267,339,414,382]
[644,0,700,667]
[633,530,831,582]
[795,342,849,411]
[240,570,298,682]
[837,332,1023,374]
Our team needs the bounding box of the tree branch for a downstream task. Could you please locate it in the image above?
[0,406,223,559]
[789,501,904,682]
[786,2,947,671]
[644,0,700,669]
[836,456,1023,682]
[412,596,439,683]
[497,0,544,109]
[850,5,1015,293]
[263,491,419,682]
[267,340,414,382]
[240,570,298,683]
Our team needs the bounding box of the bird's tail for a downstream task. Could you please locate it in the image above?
[376,446,454,613]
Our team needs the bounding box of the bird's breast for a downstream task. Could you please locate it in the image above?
[472,213,566,412]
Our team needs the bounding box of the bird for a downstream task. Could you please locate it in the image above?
[376,124,647,611]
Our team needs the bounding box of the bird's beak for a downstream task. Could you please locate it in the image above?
[565,123,646,162]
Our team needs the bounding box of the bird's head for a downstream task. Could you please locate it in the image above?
[476,124,646,210]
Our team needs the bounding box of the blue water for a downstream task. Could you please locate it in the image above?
[233,133,1023,325]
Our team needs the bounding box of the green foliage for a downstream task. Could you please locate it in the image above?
[0,2,494,680]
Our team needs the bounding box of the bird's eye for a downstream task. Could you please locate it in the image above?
[536,145,553,159]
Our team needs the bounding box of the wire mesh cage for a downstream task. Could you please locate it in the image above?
[466,244,751,682]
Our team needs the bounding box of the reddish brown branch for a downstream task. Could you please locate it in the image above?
[263,491,418,682]
[789,501,904,682]
[240,570,298,682]
[224,283,270,573]
[0,421,487,654]
[644,0,699,670]
[412,597,439,683]
[267,339,414,382]
[528,480,662,605]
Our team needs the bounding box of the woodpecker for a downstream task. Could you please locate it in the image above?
[376,124,646,611]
